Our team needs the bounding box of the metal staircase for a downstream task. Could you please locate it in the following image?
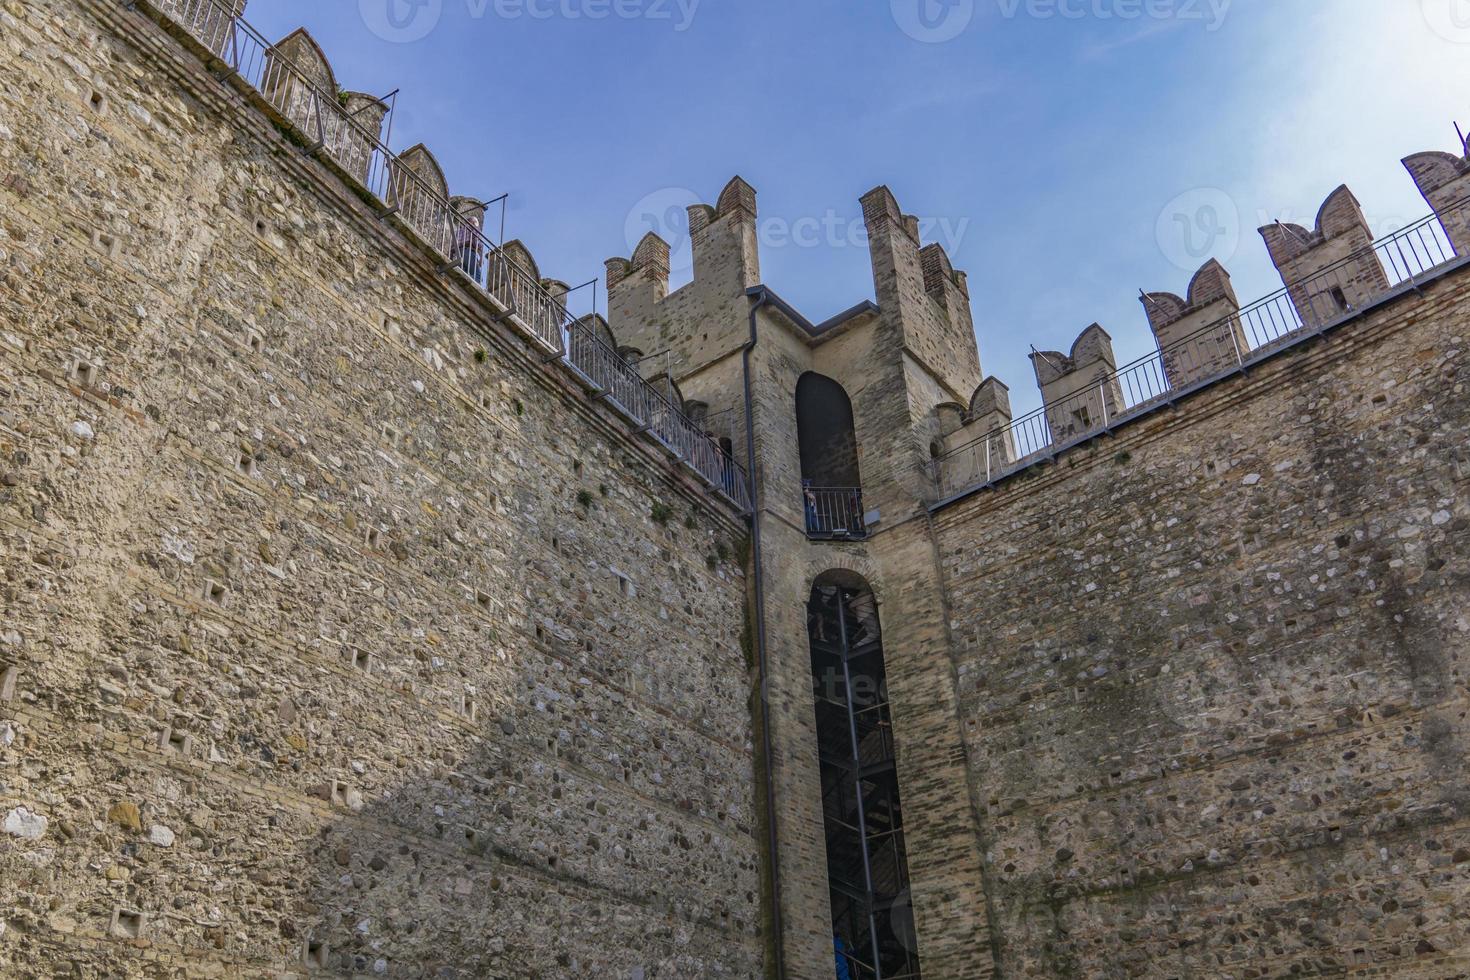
[808,586,922,980]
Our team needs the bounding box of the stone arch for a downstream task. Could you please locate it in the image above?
[795,372,861,489]
[804,568,922,978]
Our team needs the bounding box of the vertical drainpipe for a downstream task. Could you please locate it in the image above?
[744,287,785,980]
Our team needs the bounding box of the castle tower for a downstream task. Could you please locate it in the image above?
[603,179,997,979]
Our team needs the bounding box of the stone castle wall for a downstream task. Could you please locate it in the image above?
[934,258,1470,976]
[0,1,761,976]
[10,1,1470,978]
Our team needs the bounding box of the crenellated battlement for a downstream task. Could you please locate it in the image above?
[1405,144,1470,253]
[19,4,1470,978]
[934,134,1470,501]
[1259,184,1389,328]
[1141,258,1245,388]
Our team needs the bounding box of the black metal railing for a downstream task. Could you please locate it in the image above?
[568,322,752,511]
[804,486,867,540]
[934,193,1470,498]
[138,0,754,514]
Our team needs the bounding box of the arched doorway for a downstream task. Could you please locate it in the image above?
[796,374,866,540]
[807,571,921,979]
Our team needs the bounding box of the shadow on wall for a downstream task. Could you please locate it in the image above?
[290,744,726,979]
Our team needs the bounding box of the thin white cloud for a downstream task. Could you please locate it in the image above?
[1079,17,1184,60]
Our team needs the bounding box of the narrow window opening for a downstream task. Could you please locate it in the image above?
[92,231,119,258]
[247,331,264,353]
[807,573,923,978]
[535,625,545,641]
[382,424,401,448]
[476,591,492,610]
[72,359,98,387]
[364,526,382,549]
[305,939,329,969]
[1328,285,1349,313]
[0,664,16,701]
[573,461,583,478]
[346,647,372,674]
[330,780,349,807]
[796,373,866,540]
[88,90,107,113]
[236,452,258,478]
[203,580,227,605]
[161,727,192,756]
[254,218,268,237]
[459,694,478,722]
[112,909,144,940]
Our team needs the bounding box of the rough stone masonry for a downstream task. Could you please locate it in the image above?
[0,0,760,976]
[5,0,1470,978]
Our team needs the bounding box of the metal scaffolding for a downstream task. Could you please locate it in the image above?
[808,584,921,980]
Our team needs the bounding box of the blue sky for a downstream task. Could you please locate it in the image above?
[242,0,1470,417]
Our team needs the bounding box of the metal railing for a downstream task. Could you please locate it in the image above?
[142,0,755,513]
[935,195,1469,498]
[568,323,752,510]
[804,486,868,540]
[150,0,566,354]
